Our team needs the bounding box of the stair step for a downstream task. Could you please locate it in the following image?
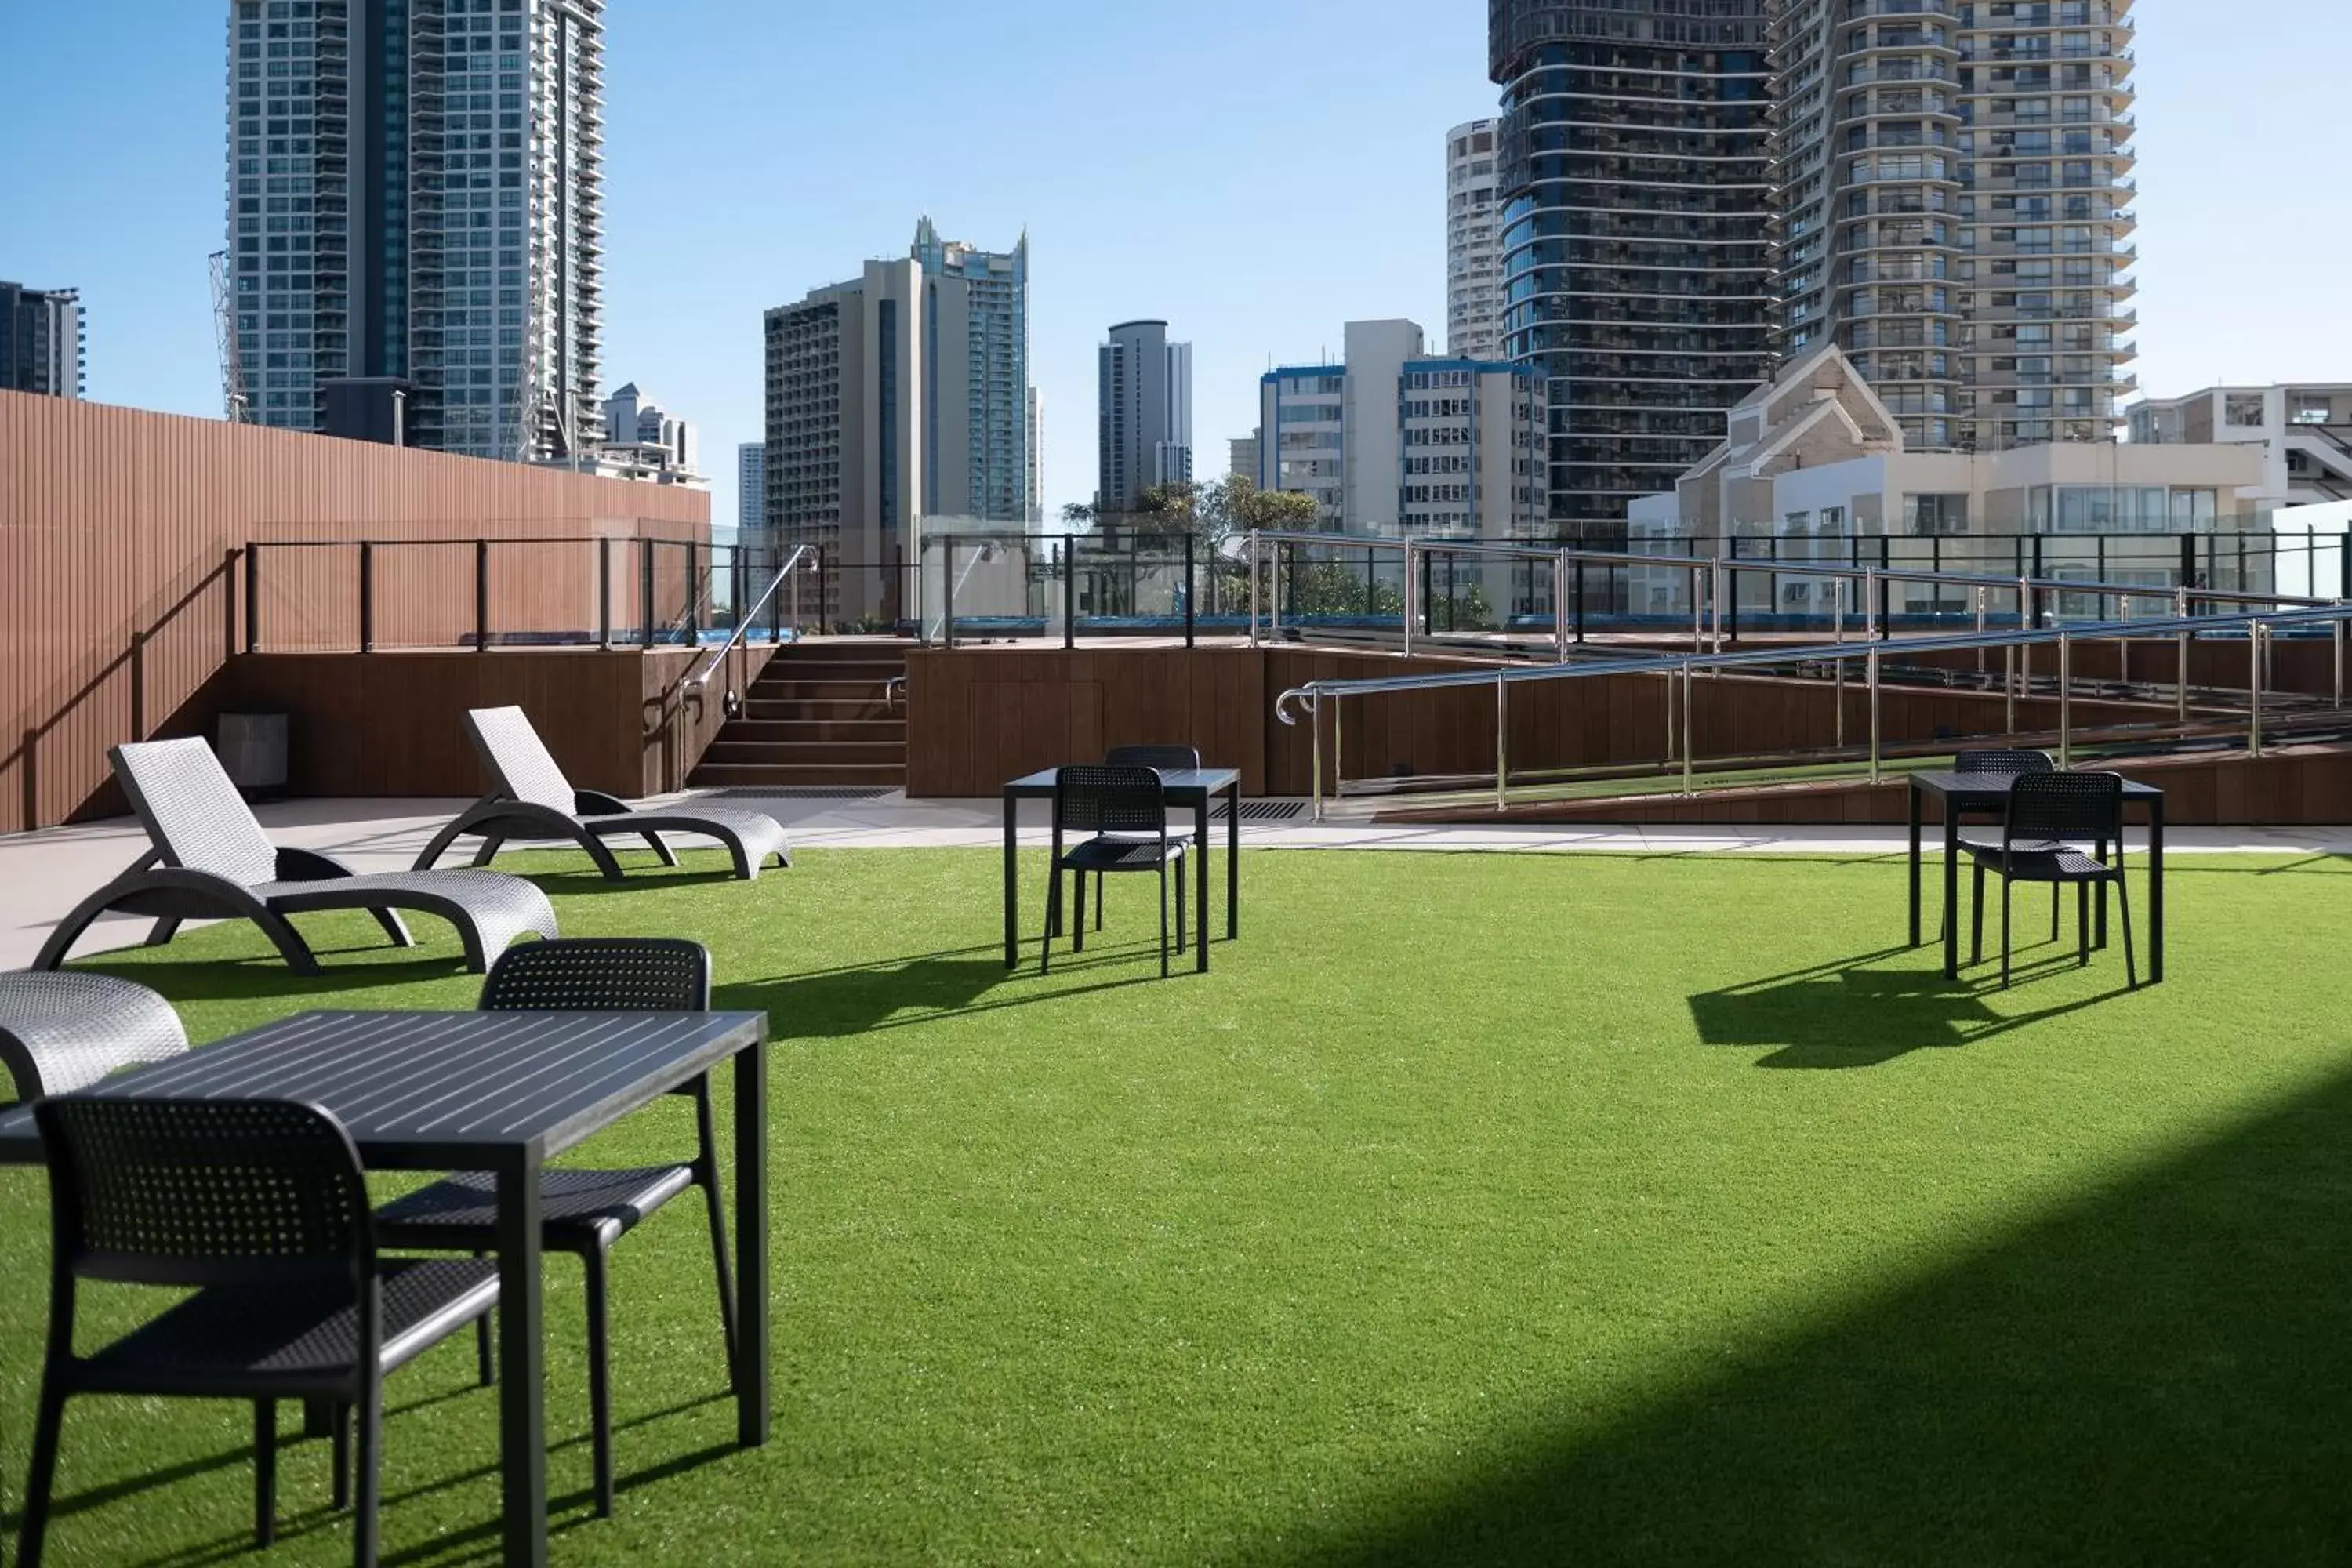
[689,762,906,788]
[750,677,903,697]
[720,719,906,742]
[701,740,907,764]
[743,699,899,721]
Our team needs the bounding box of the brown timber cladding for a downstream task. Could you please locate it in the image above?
[1,392,707,832]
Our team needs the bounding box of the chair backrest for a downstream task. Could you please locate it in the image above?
[111,738,280,887]
[1054,764,1167,837]
[1105,745,1200,774]
[2005,771,2123,847]
[1956,748,2056,776]
[465,706,576,814]
[0,974,191,1100]
[479,937,711,1012]
[34,1096,370,1291]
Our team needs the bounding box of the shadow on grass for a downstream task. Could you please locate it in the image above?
[1690,942,2135,1068]
[1261,1058,2352,1567]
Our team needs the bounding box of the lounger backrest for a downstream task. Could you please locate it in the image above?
[110,739,279,887]
[466,706,575,813]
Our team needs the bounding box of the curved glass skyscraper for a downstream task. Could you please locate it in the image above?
[1490,0,1773,533]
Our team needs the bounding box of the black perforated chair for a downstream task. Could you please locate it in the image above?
[18,1098,499,1568]
[1945,748,2062,938]
[1965,771,2136,989]
[1087,745,1203,928]
[369,937,724,1518]
[1043,765,1187,978]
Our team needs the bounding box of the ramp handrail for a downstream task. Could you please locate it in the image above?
[685,544,819,707]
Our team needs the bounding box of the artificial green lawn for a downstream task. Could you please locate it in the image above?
[6,845,2352,1565]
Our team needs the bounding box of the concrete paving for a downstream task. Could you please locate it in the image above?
[5,789,2347,970]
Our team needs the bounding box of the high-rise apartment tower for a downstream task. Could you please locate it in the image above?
[1488,0,1775,532]
[911,218,1031,522]
[1097,320,1192,514]
[223,0,604,459]
[0,283,85,397]
[1770,0,2138,450]
[1446,120,1504,361]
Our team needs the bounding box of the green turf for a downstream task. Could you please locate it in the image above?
[5,844,2352,1566]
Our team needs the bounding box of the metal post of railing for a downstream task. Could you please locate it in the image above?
[1403,543,1417,660]
[1974,586,1987,674]
[1332,694,1343,803]
[1878,535,1891,636]
[784,548,798,641]
[1271,541,1285,643]
[2020,575,2035,633]
[1681,659,1695,796]
[358,541,374,653]
[942,541,956,650]
[2118,597,2130,687]
[1726,539,1740,644]
[474,539,489,655]
[2336,615,2346,709]
[597,537,611,647]
[2341,531,2351,601]
[1835,648,1846,750]
[2005,644,2017,735]
[1495,675,1508,812]
[1310,695,1323,825]
[1690,564,1703,654]
[2175,585,2190,724]
[640,539,655,651]
[243,544,260,653]
[1247,532,1261,648]
[1555,550,1570,664]
[1574,554,1588,644]
[1184,532,1196,650]
[2250,622,2265,758]
[2058,632,2072,769]
[2020,642,2032,733]
[1063,535,1077,652]
[1420,548,1434,645]
[1867,645,1882,785]
[1864,566,1880,640]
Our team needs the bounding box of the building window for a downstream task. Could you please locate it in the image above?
[1904,494,1969,536]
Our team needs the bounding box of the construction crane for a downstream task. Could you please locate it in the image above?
[208,250,249,423]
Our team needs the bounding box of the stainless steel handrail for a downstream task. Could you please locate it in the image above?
[1274,599,2352,819]
[686,544,818,698]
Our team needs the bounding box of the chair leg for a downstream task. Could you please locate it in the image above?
[1174,853,1187,957]
[474,1253,496,1385]
[1157,866,1170,978]
[2000,877,2013,989]
[2115,873,2138,989]
[694,1081,740,1370]
[1970,862,1984,967]
[585,1246,615,1519]
[1094,870,1104,931]
[1040,863,1060,975]
[2049,881,2060,942]
[1073,865,1087,953]
[352,1381,384,1568]
[2077,882,2090,966]
[19,1374,67,1568]
[332,1401,352,1512]
[254,1399,278,1548]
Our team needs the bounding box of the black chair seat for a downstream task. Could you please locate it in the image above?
[78,1261,499,1396]
[376,1165,694,1251]
[1962,844,2114,881]
[1060,837,1187,872]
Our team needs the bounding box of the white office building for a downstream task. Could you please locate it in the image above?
[2129,384,2352,509]
[1445,119,1503,361]
[1259,318,1544,539]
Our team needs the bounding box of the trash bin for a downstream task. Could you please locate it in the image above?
[217,712,288,795]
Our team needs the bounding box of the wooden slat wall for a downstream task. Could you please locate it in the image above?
[0,392,707,831]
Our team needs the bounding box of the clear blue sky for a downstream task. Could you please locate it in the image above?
[5,0,2347,530]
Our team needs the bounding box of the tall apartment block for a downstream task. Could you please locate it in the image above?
[1487,0,1775,533]
[1025,387,1044,525]
[912,218,1030,523]
[737,441,765,539]
[224,0,604,459]
[1259,318,1544,539]
[1097,320,1192,514]
[0,283,85,397]
[1771,0,2138,452]
[1446,120,1503,361]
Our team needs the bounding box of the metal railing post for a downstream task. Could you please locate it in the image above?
[1063,535,1077,651]
[1555,550,1569,663]
[1310,694,1323,824]
[2175,585,2190,724]
[640,539,655,650]
[2250,622,2265,757]
[1690,564,1703,653]
[942,541,956,649]
[1495,676,1509,812]
[358,541,375,653]
[1403,543,1417,659]
[1681,659,1694,795]
[597,537,612,647]
[1835,648,1846,750]
[1867,646,1882,784]
[1247,532,1261,648]
[2058,631,2072,769]
[1332,694,1343,801]
[1575,554,1588,644]
[1974,586,1987,673]
[1271,541,1285,642]
[243,543,260,653]
[474,539,489,654]
[783,548,797,641]
[1185,532,1196,650]
[2005,644,2017,735]
[2336,615,2346,709]
[2020,642,2031,735]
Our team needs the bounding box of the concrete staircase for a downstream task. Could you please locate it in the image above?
[688,641,907,790]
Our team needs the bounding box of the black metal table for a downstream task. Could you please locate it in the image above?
[1907,771,2166,984]
[1002,767,1242,973]
[0,1007,769,1568]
